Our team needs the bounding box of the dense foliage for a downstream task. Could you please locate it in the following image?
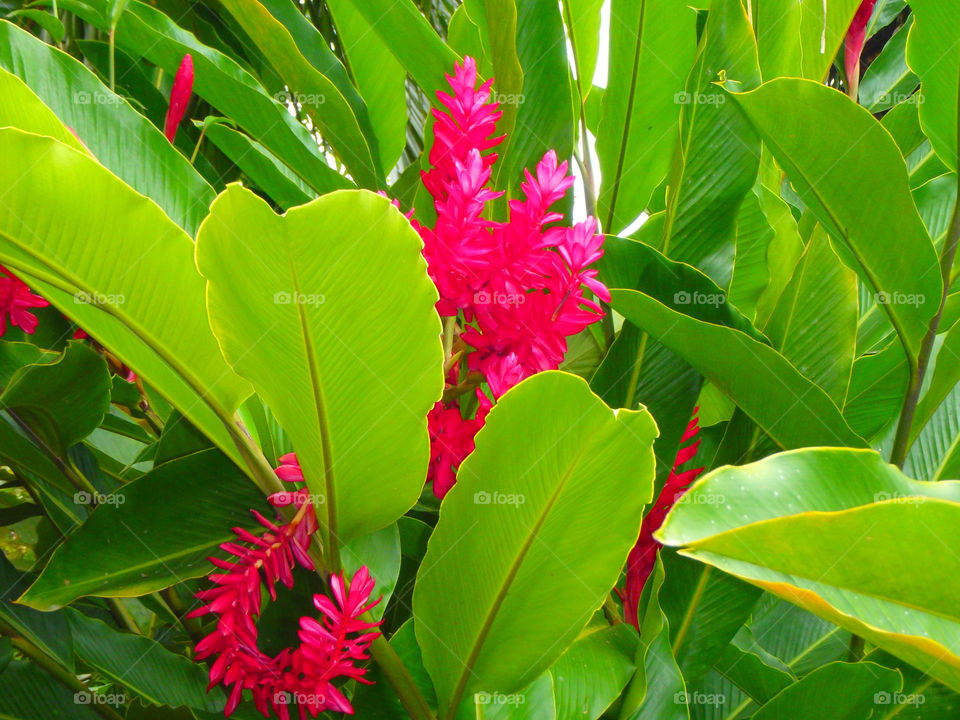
[0,0,958,718]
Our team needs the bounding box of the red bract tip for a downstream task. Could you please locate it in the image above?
[844,0,878,98]
[0,265,48,337]
[164,53,194,143]
[620,408,704,628]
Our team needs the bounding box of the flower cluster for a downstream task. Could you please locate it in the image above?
[413,57,609,498]
[0,266,48,337]
[191,456,381,719]
[620,409,703,628]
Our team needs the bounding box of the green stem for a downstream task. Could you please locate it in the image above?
[189,123,208,164]
[847,633,865,662]
[108,27,116,91]
[889,70,960,468]
[369,634,436,720]
[603,593,623,625]
[106,598,140,634]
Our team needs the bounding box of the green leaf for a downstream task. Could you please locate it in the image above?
[203,121,314,209]
[0,20,213,234]
[750,662,901,720]
[413,371,657,715]
[550,625,637,720]
[338,0,459,97]
[755,0,860,82]
[215,0,382,186]
[0,129,250,464]
[610,288,864,449]
[196,186,442,544]
[561,0,603,103]
[494,1,573,194]
[859,17,918,113]
[906,0,960,170]
[659,447,960,692]
[595,0,697,232]
[730,78,941,359]
[63,0,352,197]
[0,661,101,719]
[68,610,222,711]
[0,554,72,667]
[1,341,111,454]
[661,0,761,287]
[713,627,795,705]
[19,450,267,610]
[326,0,408,171]
[763,230,858,406]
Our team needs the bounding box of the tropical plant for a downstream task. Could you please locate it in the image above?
[0,0,957,718]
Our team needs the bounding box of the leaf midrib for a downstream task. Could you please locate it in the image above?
[444,442,593,717]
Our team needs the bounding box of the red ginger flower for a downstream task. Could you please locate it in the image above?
[164,54,194,143]
[0,266,48,336]
[190,460,381,718]
[411,58,609,497]
[620,409,704,628]
[844,0,878,99]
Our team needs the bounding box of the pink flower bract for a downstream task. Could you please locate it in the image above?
[0,266,48,337]
[164,54,194,143]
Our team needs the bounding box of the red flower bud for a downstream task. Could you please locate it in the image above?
[164,53,194,143]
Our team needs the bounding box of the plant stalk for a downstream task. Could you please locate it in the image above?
[889,69,960,468]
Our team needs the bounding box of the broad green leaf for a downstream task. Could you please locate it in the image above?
[911,322,960,445]
[661,0,761,287]
[764,230,857,406]
[1,341,110,454]
[414,371,657,714]
[550,625,637,720]
[748,596,850,676]
[0,20,213,234]
[660,552,761,683]
[196,186,442,544]
[326,0,407,171]
[659,448,960,691]
[19,450,267,610]
[203,121,313,209]
[495,1,573,195]
[610,288,864,449]
[68,610,222,711]
[8,9,65,41]
[0,661,101,719]
[339,0,459,97]
[595,0,697,232]
[0,554,72,667]
[215,0,382,186]
[859,17,918,113]
[713,627,795,705]
[843,342,908,442]
[561,0,603,102]
[755,0,860,81]
[731,78,941,358]
[0,67,84,151]
[62,0,351,196]
[750,662,901,720]
[906,0,960,170]
[0,129,250,464]
[728,190,775,321]
[905,382,960,482]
